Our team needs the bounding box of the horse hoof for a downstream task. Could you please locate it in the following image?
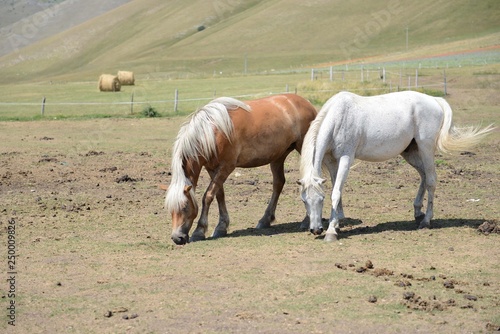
[189,232,206,243]
[415,214,425,224]
[418,221,430,229]
[212,229,227,239]
[324,233,338,242]
[256,221,271,229]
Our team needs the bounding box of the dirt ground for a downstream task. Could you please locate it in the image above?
[1,88,499,333]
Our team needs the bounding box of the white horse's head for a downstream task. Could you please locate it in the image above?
[297,176,326,235]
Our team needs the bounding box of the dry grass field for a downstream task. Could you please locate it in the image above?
[1,74,499,333]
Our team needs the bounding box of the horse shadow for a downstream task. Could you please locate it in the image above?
[221,217,486,240]
[338,218,485,240]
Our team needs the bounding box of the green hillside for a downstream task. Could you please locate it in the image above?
[0,0,498,84]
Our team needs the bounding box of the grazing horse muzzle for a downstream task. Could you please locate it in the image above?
[310,227,324,235]
[171,231,188,245]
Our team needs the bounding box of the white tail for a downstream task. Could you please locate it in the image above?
[435,97,496,154]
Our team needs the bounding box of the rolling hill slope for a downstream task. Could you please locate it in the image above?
[0,0,498,84]
[0,0,132,57]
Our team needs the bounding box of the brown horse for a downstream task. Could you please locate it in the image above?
[165,94,317,245]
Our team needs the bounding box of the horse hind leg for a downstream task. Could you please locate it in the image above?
[401,140,426,223]
[401,140,437,228]
[417,141,437,229]
[256,158,286,229]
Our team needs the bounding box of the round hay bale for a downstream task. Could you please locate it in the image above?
[117,71,135,85]
[98,74,121,92]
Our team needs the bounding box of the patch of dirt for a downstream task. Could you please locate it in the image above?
[477,220,499,234]
[84,150,105,156]
[115,174,142,183]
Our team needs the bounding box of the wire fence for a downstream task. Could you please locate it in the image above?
[0,66,448,119]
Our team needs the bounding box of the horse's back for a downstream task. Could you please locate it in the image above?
[226,94,317,167]
[329,91,443,131]
[231,94,316,137]
[322,91,445,161]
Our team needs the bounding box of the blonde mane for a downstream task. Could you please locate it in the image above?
[165,97,250,213]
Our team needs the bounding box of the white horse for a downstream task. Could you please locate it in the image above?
[298,91,495,242]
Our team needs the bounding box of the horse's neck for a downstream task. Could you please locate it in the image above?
[183,158,204,188]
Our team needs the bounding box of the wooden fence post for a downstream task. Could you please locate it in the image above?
[130,92,134,114]
[41,96,46,116]
[443,70,447,95]
[174,89,179,113]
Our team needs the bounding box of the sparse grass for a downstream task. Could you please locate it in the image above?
[435,159,448,167]
[140,105,160,118]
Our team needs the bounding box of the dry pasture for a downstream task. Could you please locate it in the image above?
[0,89,499,333]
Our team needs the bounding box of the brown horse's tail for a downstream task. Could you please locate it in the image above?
[435,97,496,154]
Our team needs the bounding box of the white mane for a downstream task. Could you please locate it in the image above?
[298,98,332,195]
[165,98,251,213]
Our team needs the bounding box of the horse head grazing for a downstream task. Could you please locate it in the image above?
[298,176,326,236]
[168,183,198,245]
[297,103,330,236]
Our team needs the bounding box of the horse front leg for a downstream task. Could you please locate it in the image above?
[191,168,232,242]
[256,159,286,229]
[198,169,231,239]
[325,155,351,242]
[324,153,344,225]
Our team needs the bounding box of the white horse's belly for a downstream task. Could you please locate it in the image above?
[355,132,413,162]
[356,145,408,162]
